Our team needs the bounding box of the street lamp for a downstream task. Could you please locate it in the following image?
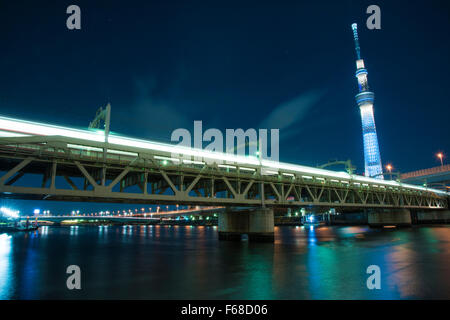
[437,152,444,167]
[385,164,393,180]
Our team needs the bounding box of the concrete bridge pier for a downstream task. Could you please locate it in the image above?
[218,207,274,242]
[413,210,450,224]
[368,209,412,228]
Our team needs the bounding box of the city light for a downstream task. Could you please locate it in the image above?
[0,207,19,219]
[437,152,444,167]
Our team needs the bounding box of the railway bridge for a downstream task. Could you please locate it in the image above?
[0,115,448,241]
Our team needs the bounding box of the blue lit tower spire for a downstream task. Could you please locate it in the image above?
[351,23,383,179]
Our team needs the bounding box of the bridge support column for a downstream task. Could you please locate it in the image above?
[368,209,412,228]
[218,207,274,242]
[413,210,450,224]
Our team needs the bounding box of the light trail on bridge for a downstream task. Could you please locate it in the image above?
[0,114,447,211]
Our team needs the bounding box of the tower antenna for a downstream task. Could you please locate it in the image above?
[351,23,361,60]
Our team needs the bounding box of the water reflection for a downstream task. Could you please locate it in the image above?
[69,225,79,236]
[40,226,49,236]
[0,234,13,299]
[1,225,450,299]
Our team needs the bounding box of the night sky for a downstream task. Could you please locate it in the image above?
[0,0,449,213]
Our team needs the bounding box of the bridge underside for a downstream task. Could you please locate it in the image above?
[0,136,447,211]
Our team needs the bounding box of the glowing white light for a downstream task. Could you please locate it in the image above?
[359,103,383,180]
[0,130,28,138]
[0,207,19,219]
[218,164,236,169]
[282,173,295,177]
[356,59,365,69]
[107,149,138,157]
[0,116,105,142]
[182,159,205,165]
[154,155,180,162]
[68,144,103,152]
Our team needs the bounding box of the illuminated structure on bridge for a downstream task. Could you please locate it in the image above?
[0,112,446,206]
[352,23,384,179]
[0,106,448,240]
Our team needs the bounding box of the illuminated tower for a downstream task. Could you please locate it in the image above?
[351,23,383,179]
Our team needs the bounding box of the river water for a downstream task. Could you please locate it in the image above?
[1,225,450,299]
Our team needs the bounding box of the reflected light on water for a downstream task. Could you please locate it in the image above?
[1,225,450,299]
[40,226,49,236]
[69,225,79,236]
[0,234,13,299]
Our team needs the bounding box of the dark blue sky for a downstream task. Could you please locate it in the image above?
[0,0,449,213]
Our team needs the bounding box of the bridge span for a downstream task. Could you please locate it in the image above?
[33,206,225,224]
[0,115,448,241]
[36,215,160,224]
[400,164,450,191]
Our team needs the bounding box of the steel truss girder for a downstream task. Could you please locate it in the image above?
[0,137,447,210]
